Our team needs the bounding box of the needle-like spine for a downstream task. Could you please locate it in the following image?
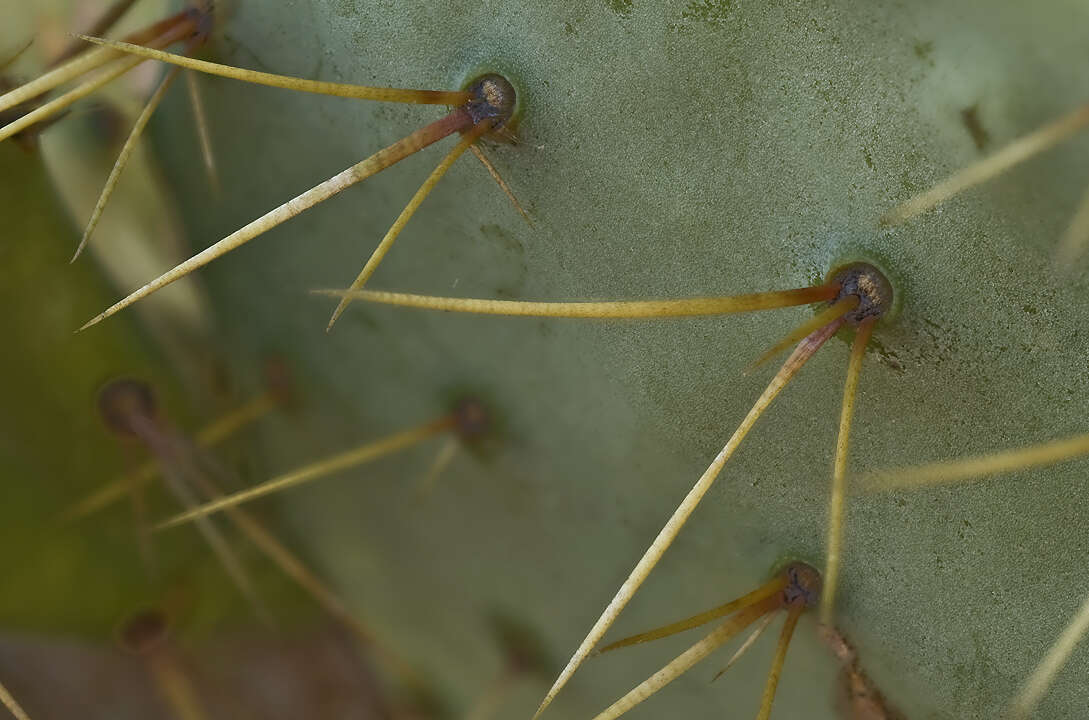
[80,110,474,330]
[154,415,454,529]
[317,284,841,321]
[77,36,473,105]
[820,316,875,624]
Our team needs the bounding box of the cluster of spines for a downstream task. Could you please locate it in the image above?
[91,374,427,690]
[56,40,526,332]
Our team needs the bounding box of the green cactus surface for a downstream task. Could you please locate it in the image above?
[7,0,1089,718]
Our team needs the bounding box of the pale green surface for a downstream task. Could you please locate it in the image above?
[55,0,1089,718]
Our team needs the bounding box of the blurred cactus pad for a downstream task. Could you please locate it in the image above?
[6,0,1089,718]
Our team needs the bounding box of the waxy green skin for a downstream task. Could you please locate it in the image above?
[147,0,1089,717]
[5,0,1089,718]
